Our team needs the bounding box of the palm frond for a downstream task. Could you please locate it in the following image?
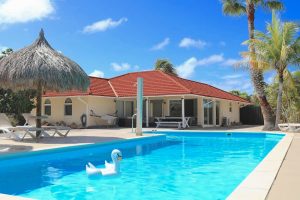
[222,0,246,16]
[264,0,284,10]
[284,69,296,88]
[282,22,299,45]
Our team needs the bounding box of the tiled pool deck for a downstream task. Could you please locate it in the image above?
[0,126,297,200]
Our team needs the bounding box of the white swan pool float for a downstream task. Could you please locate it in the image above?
[86,149,122,176]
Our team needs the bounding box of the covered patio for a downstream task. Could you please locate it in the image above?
[115,94,244,128]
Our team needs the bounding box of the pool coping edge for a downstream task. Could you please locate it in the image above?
[226,133,292,200]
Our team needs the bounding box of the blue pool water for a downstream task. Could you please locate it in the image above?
[0,132,283,200]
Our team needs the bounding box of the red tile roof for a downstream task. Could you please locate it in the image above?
[168,74,249,103]
[44,77,115,97]
[109,70,189,97]
[44,70,249,103]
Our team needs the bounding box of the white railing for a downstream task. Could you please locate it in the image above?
[131,113,137,133]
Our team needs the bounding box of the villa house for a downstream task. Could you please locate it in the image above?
[38,70,250,128]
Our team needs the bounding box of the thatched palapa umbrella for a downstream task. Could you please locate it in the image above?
[0,29,90,135]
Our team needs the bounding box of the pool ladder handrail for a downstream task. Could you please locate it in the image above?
[132,113,137,133]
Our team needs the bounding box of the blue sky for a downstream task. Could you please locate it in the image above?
[0,0,299,94]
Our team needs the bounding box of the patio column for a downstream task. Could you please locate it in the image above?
[182,97,185,128]
[213,99,216,126]
[146,98,149,127]
[136,77,143,136]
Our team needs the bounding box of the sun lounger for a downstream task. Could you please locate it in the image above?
[0,113,46,141]
[289,124,300,132]
[0,113,22,140]
[278,123,300,133]
[22,113,71,137]
[0,127,22,141]
[278,123,289,132]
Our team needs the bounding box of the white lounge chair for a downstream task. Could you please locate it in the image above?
[0,113,45,141]
[0,113,22,141]
[278,123,300,133]
[22,113,71,137]
[289,124,300,133]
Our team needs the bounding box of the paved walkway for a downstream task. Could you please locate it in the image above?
[267,133,300,200]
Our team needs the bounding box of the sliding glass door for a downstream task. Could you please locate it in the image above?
[203,99,213,126]
[151,100,163,117]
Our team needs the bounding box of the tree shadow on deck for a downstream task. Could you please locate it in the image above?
[0,144,33,154]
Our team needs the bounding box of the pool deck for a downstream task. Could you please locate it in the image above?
[266,133,300,200]
[0,128,147,153]
[0,125,298,200]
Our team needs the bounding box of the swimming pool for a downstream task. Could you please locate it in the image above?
[0,131,283,200]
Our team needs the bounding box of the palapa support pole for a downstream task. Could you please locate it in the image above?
[36,82,42,137]
[136,78,143,136]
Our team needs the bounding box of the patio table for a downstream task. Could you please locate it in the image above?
[155,117,191,128]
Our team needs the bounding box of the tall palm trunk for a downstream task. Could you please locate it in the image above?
[275,72,284,129]
[247,1,275,130]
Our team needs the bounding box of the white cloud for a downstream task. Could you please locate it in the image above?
[111,62,131,71]
[0,0,54,25]
[206,71,253,93]
[176,57,199,79]
[220,41,226,46]
[206,79,253,94]
[222,74,244,79]
[197,54,224,65]
[179,37,207,49]
[150,38,170,50]
[176,54,224,78]
[221,58,243,67]
[83,17,128,33]
[89,70,104,78]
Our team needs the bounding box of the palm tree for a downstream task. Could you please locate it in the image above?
[267,70,300,123]
[247,12,300,129]
[155,59,177,76]
[0,48,13,59]
[222,0,283,130]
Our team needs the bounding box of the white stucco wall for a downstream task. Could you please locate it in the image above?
[31,95,241,128]
[220,100,240,125]
[31,96,115,127]
[87,96,116,126]
[31,96,87,126]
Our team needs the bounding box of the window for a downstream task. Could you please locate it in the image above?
[44,99,51,116]
[169,100,182,117]
[229,102,232,113]
[64,98,72,116]
[203,99,213,125]
[184,99,197,117]
[116,101,124,117]
[116,100,134,117]
[124,101,134,117]
[151,100,163,117]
